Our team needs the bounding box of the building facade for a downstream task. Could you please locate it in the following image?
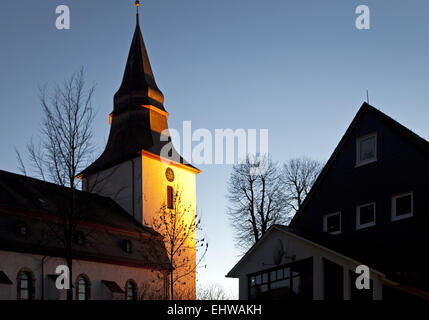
[0,11,199,300]
[228,103,429,300]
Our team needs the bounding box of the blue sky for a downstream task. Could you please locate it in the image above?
[1,0,429,297]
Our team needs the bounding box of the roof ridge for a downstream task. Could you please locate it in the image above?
[290,101,429,226]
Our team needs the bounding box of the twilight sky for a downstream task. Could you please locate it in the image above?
[1,0,429,297]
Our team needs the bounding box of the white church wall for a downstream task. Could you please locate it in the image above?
[83,157,143,223]
[0,250,165,300]
[0,284,12,300]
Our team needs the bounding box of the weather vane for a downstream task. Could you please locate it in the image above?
[135,1,140,13]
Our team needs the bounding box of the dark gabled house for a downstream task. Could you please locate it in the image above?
[227,102,429,300]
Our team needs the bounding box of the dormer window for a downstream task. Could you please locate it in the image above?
[323,212,341,235]
[15,221,29,237]
[122,240,132,253]
[73,231,85,246]
[20,224,28,236]
[356,133,377,166]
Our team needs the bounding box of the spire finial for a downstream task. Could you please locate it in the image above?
[135,1,140,23]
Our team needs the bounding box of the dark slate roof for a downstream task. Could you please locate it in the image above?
[0,271,12,285]
[0,170,170,271]
[102,280,124,293]
[291,102,429,226]
[114,14,165,113]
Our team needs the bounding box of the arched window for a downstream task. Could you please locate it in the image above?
[125,280,137,300]
[17,270,34,300]
[76,275,90,300]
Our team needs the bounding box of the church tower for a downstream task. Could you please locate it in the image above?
[80,8,200,231]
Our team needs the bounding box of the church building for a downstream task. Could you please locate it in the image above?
[0,6,199,300]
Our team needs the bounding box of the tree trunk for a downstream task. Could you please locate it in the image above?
[170,266,174,301]
[66,250,73,301]
[66,187,74,301]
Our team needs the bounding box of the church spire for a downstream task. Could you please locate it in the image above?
[113,1,165,113]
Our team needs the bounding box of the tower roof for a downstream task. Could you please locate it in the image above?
[113,13,165,113]
[79,10,198,178]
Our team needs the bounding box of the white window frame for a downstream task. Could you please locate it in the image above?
[356,133,377,167]
[323,212,341,235]
[356,202,376,230]
[392,192,413,222]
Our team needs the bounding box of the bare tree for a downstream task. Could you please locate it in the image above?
[152,187,208,300]
[138,277,166,300]
[197,284,234,300]
[227,155,287,251]
[16,68,96,300]
[282,157,324,219]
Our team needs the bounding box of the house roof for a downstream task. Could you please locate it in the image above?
[0,170,170,271]
[291,102,429,226]
[226,224,385,278]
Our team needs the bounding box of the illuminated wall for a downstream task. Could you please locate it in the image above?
[141,151,198,299]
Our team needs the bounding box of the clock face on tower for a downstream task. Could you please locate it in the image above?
[165,167,175,182]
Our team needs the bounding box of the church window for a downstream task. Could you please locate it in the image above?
[125,280,137,300]
[167,186,174,209]
[17,270,34,300]
[76,275,90,300]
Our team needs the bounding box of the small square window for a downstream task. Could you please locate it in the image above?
[356,202,376,229]
[324,212,341,234]
[356,133,377,166]
[392,192,413,221]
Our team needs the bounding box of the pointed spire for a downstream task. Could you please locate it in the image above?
[114,2,165,113]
